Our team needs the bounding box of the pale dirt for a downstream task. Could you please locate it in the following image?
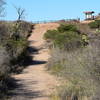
[11,23,59,100]
[81,20,94,24]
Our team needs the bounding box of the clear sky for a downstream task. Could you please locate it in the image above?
[3,0,100,22]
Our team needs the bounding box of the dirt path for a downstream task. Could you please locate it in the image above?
[11,23,59,100]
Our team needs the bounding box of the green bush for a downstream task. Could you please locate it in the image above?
[58,24,78,32]
[54,31,82,49]
[44,30,59,40]
[44,24,84,50]
[5,38,28,59]
[89,20,100,29]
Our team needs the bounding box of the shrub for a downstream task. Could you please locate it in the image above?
[0,21,32,64]
[58,24,78,33]
[10,21,32,40]
[0,22,10,42]
[54,31,82,49]
[44,24,84,50]
[89,20,100,29]
[0,20,33,98]
[0,47,10,79]
[44,30,59,40]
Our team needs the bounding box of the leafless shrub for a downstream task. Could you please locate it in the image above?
[14,7,25,21]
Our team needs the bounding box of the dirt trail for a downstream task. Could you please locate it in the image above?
[11,23,59,100]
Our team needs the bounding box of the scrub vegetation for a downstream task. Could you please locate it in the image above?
[0,0,33,98]
[44,22,100,100]
[0,20,33,98]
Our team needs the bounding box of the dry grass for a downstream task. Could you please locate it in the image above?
[47,34,100,100]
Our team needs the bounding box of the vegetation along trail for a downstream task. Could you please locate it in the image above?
[11,23,59,100]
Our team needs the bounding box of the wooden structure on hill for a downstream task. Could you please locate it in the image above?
[84,11,95,20]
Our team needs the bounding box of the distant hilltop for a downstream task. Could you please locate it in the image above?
[32,11,100,24]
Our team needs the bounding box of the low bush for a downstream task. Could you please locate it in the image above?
[58,24,78,33]
[89,20,100,29]
[44,30,59,40]
[11,21,33,39]
[44,24,86,50]
[53,31,82,49]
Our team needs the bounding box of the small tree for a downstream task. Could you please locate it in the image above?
[11,7,26,40]
[14,6,25,21]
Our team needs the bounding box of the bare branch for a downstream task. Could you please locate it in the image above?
[14,6,25,21]
[0,0,6,17]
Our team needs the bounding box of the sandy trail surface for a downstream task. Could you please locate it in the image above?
[11,23,59,100]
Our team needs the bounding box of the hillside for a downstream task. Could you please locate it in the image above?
[10,23,59,100]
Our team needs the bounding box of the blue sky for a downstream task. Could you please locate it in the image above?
[3,0,100,21]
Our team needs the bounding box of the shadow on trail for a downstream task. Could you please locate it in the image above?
[14,46,47,74]
[7,45,48,99]
[7,78,48,100]
[24,46,47,66]
[27,46,39,54]
[30,60,47,65]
